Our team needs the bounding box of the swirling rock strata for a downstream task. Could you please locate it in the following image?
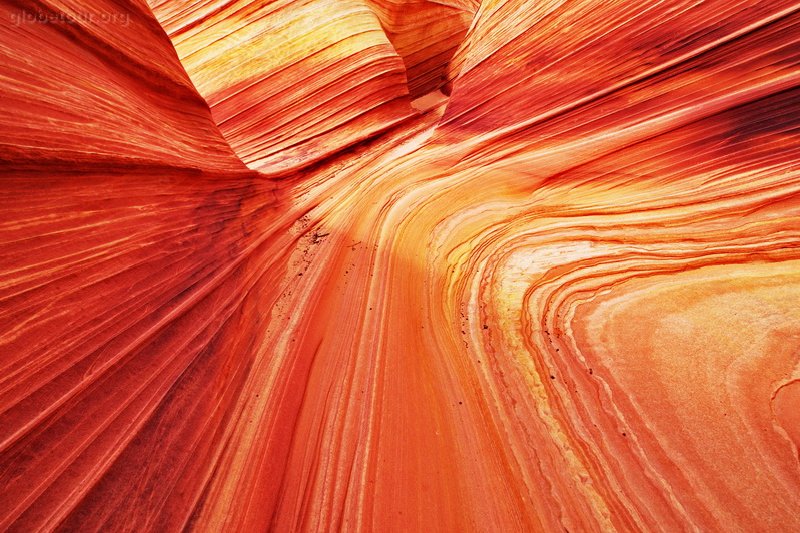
[1,0,800,531]
[147,0,418,173]
[366,0,478,97]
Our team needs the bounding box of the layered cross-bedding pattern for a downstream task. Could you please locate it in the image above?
[1,0,800,531]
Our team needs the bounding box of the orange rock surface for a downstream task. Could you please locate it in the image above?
[147,0,417,172]
[1,0,799,531]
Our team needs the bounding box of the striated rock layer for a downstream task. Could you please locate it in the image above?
[1,0,800,531]
[146,0,417,172]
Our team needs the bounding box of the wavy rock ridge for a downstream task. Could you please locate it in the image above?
[1,0,800,531]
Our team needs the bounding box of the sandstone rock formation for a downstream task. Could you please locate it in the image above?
[1,0,799,531]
